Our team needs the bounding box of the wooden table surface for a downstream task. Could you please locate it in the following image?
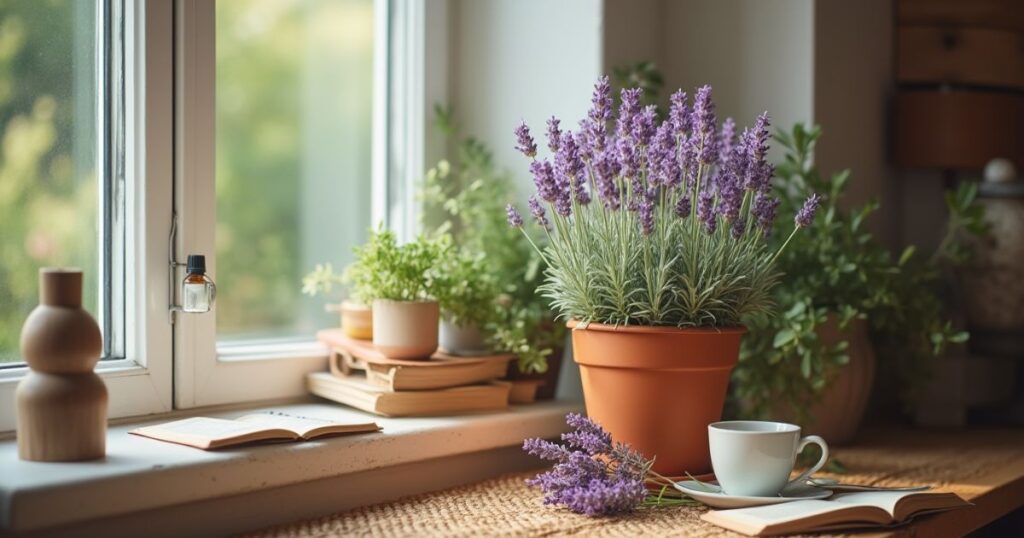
[248,427,1024,537]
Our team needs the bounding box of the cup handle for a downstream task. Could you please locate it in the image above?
[786,435,829,490]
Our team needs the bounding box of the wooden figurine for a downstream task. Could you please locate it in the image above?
[16,268,107,461]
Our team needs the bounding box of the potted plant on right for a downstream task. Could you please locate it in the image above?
[344,228,450,360]
[507,78,819,476]
[732,124,978,444]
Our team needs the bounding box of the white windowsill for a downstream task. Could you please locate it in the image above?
[0,399,581,536]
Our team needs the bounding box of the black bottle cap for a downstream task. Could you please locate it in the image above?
[186,254,206,274]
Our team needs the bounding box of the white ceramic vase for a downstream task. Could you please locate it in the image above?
[371,299,439,359]
[439,319,489,356]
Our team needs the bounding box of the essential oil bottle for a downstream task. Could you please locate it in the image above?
[182,254,216,313]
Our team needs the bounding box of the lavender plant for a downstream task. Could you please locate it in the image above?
[507,78,819,327]
[523,413,694,516]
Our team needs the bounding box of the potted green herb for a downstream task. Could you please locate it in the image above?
[421,109,566,392]
[507,78,818,475]
[733,124,976,443]
[345,228,450,359]
[436,250,499,356]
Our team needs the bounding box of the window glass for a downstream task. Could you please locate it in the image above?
[215,0,375,342]
[0,1,101,364]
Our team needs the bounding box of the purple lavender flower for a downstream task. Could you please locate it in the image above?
[523,437,570,462]
[506,204,523,228]
[669,89,690,136]
[589,76,613,123]
[638,196,655,236]
[691,85,717,163]
[556,131,586,185]
[739,113,772,192]
[795,193,822,227]
[630,105,658,147]
[593,152,621,210]
[718,117,736,164]
[582,78,612,158]
[698,189,717,233]
[515,121,537,158]
[524,413,650,517]
[617,137,640,179]
[546,117,563,153]
[563,413,613,454]
[531,160,558,202]
[616,88,643,138]
[649,123,680,186]
[752,191,781,233]
[528,195,550,230]
[675,195,691,218]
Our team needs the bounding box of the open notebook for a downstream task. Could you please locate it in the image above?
[130,412,380,450]
[701,490,969,536]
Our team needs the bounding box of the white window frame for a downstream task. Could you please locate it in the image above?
[0,0,175,432]
[172,0,444,408]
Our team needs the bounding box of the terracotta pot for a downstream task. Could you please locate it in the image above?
[570,321,743,476]
[800,318,876,445]
[339,301,373,340]
[371,299,439,359]
[439,319,489,356]
[17,269,108,461]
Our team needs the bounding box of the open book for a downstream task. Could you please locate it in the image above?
[129,412,380,450]
[701,490,969,536]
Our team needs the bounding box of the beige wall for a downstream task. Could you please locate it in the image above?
[448,0,604,198]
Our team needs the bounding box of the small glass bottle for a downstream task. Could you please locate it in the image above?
[182,254,216,313]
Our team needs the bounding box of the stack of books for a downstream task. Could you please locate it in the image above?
[307,329,522,417]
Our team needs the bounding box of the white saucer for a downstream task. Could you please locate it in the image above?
[673,480,832,509]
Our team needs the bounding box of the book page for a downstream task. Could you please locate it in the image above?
[829,490,967,520]
[237,412,378,438]
[130,417,290,449]
[702,499,892,536]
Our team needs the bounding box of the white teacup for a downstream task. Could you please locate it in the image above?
[708,420,828,497]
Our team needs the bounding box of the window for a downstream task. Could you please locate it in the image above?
[1,0,424,424]
[0,0,173,431]
[173,0,396,408]
[0,1,111,364]
[214,0,376,343]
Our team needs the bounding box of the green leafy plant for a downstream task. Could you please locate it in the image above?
[342,227,452,303]
[420,105,564,373]
[733,124,981,421]
[435,249,500,328]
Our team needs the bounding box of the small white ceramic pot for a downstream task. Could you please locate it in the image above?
[439,319,489,356]
[371,299,439,359]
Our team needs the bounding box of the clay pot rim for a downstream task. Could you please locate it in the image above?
[567,320,746,335]
[371,299,439,306]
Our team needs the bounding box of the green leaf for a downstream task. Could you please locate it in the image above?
[898,245,916,266]
[774,329,797,348]
[800,353,812,378]
[949,331,969,344]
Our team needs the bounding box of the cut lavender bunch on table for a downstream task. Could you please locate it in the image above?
[523,413,696,516]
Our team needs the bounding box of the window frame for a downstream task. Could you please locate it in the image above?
[0,0,174,432]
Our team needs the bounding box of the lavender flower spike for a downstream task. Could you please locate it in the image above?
[514,121,537,158]
[506,204,523,228]
[528,195,550,230]
[546,117,562,153]
[795,193,822,227]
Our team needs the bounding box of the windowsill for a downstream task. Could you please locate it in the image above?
[0,399,581,535]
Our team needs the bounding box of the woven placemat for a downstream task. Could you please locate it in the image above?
[243,471,731,538]
[244,428,1024,537]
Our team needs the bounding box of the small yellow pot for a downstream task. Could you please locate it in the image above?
[333,301,373,340]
